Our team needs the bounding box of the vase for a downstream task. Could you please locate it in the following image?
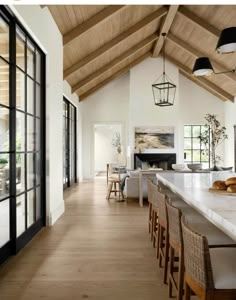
[117,145,122,154]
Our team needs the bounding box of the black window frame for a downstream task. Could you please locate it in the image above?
[184,125,210,168]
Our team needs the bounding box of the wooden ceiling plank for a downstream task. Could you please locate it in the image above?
[178,6,221,37]
[152,5,179,57]
[72,33,158,93]
[166,54,234,102]
[167,33,236,82]
[79,51,151,101]
[63,5,126,47]
[64,6,168,79]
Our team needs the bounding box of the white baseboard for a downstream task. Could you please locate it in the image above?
[47,201,65,226]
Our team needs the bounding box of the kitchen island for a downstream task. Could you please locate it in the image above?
[156,172,236,241]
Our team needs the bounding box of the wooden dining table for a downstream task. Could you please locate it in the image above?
[156,171,236,241]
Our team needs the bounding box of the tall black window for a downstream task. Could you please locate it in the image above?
[0,7,45,264]
[184,125,210,168]
[63,97,77,189]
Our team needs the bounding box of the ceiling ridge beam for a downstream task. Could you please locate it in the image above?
[152,5,179,57]
[72,33,158,93]
[63,5,126,47]
[167,32,236,82]
[165,54,234,102]
[79,51,151,101]
[64,6,168,79]
[178,6,220,37]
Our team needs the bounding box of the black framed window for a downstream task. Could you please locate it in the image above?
[184,125,210,168]
[63,97,77,189]
[0,6,45,264]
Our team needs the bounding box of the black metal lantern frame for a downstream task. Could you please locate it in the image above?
[152,33,176,107]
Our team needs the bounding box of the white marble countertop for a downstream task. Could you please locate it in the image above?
[156,172,236,241]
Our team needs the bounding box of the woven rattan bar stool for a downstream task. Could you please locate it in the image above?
[156,190,169,284]
[182,216,236,300]
[151,183,159,248]
[166,201,201,300]
[166,200,236,300]
[147,179,154,239]
[166,201,185,300]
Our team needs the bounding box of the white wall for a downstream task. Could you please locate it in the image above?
[224,99,236,169]
[79,55,227,177]
[129,57,180,167]
[12,5,65,225]
[79,73,129,179]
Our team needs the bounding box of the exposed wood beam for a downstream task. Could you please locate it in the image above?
[178,6,220,37]
[79,51,151,101]
[166,54,234,102]
[152,5,179,57]
[72,34,158,93]
[167,33,236,82]
[64,6,168,79]
[63,5,126,47]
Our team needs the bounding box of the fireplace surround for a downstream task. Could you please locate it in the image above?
[134,153,176,170]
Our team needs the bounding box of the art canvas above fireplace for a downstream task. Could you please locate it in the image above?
[134,126,174,153]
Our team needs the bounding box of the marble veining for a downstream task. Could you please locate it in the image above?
[156,172,236,241]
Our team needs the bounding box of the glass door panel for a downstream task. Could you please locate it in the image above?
[0,8,45,265]
[63,98,77,189]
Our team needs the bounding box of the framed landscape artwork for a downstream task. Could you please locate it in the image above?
[135,126,174,152]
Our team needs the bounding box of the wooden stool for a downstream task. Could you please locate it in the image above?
[106,178,124,201]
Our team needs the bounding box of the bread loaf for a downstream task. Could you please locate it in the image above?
[212,180,227,190]
[227,185,236,193]
[225,177,236,186]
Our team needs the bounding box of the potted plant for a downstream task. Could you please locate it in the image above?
[199,114,228,170]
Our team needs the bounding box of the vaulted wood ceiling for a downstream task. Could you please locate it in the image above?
[46,5,236,102]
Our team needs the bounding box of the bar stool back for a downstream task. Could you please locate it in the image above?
[181,216,236,300]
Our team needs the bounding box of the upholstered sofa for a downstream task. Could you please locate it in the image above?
[123,170,156,199]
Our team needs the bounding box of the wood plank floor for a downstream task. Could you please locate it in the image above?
[0,179,170,300]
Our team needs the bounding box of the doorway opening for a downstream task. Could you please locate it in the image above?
[94,123,123,177]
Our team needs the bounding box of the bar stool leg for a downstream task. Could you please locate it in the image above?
[177,248,184,300]
[184,281,191,300]
[168,246,175,298]
[156,223,161,259]
[163,231,169,284]
[106,182,113,200]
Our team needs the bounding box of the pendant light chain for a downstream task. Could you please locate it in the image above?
[163,33,166,75]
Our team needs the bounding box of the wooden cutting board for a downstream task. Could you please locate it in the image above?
[208,188,236,196]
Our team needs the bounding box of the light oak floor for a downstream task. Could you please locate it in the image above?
[0,179,171,300]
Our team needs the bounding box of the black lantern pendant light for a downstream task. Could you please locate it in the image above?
[152,33,176,107]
